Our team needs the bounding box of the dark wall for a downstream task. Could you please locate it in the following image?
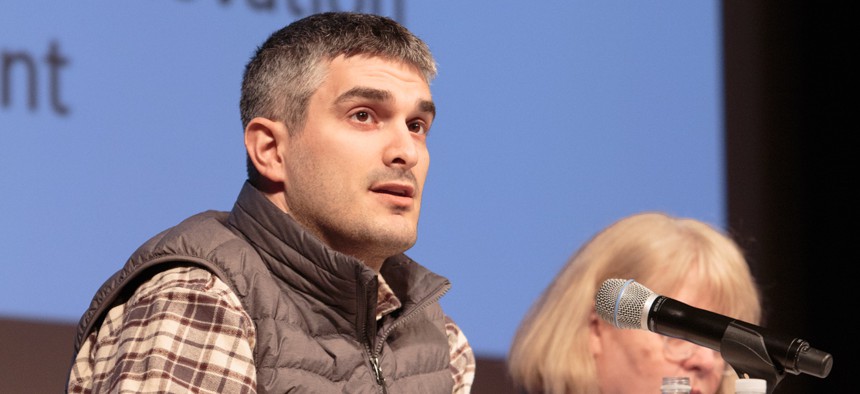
[723,1,848,392]
[0,318,77,393]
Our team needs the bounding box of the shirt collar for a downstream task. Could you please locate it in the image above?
[376,273,402,320]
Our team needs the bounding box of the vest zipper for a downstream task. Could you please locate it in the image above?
[360,275,388,394]
[370,353,388,394]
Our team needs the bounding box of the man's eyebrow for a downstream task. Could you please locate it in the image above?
[334,87,391,104]
[418,99,436,119]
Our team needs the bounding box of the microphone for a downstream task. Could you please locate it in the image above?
[594,278,833,379]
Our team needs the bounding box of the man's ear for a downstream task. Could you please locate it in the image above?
[245,117,289,185]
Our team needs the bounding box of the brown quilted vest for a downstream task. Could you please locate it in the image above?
[72,182,455,393]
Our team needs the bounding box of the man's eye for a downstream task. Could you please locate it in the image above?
[352,111,371,123]
[408,122,428,135]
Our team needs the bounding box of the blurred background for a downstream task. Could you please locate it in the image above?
[1,1,847,392]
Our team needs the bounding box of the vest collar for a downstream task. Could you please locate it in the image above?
[227,182,450,341]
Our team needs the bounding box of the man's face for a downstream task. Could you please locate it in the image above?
[280,55,434,266]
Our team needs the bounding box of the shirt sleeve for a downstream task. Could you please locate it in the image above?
[446,315,476,394]
[67,266,257,394]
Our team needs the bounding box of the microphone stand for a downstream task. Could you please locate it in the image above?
[721,322,785,394]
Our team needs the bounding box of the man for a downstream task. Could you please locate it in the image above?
[67,12,475,393]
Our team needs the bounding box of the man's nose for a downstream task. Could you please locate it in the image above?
[384,123,420,168]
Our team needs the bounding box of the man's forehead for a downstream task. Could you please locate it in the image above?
[322,54,430,85]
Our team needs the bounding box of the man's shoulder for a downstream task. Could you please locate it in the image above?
[158,210,232,238]
[131,209,241,262]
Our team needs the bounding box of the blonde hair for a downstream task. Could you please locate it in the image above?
[508,212,762,394]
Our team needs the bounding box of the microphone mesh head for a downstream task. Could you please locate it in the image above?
[594,278,655,329]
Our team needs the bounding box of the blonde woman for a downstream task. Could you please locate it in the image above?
[508,212,761,394]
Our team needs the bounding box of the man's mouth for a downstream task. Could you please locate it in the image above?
[371,183,415,198]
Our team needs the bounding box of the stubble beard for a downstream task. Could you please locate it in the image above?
[289,195,419,264]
